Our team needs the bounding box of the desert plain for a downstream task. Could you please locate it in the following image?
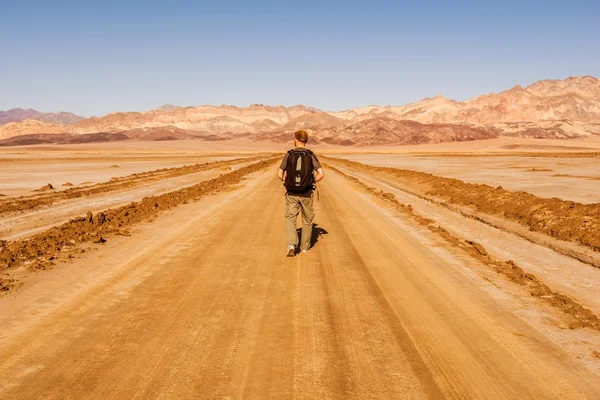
[1,136,600,398]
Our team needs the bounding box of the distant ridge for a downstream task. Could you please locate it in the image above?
[155,104,183,111]
[1,76,599,145]
[0,108,84,126]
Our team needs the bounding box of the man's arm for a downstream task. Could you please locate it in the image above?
[277,168,286,181]
[311,153,324,183]
[278,152,289,182]
[314,167,324,183]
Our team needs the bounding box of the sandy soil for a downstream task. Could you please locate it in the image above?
[321,136,600,153]
[331,154,600,204]
[0,138,294,155]
[328,162,600,314]
[0,158,262,240]
[325,157,600,254]
[0,153,257,196]
[1,135,600,154]
[0,154,599,398]
[5,136,600,201]
[1,141,600,398]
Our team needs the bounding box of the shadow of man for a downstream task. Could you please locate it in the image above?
[295,223,328,251]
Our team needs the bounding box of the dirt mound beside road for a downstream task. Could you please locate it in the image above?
[0,156,267,216]
[0,158,276,282]
[327,164,600,331]
[326,157,600,252]
[35,183,54,192]
[0,274,12,291]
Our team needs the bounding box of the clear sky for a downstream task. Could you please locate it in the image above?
[1,0,599,116]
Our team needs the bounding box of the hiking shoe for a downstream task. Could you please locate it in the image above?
[286,245,296,257]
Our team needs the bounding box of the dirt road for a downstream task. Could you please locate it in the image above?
[1,167,599,398]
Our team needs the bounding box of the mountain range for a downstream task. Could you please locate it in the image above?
[0,108,84,126]
[1,76,599,146]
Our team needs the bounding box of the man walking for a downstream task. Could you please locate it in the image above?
[277,130,324,257]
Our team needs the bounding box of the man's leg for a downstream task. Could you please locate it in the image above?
[299,193,314,251]
[285,193,300,247]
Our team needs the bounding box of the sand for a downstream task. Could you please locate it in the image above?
[331,154,600,203]
[0,153,256,196]
[1,139,600,398]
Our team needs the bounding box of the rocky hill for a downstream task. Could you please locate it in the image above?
[330,76,600,124]
[256,118,499,145]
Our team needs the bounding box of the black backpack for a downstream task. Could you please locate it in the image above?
[284,149,315,193]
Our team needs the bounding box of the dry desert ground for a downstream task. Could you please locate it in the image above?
[1,137,600,398]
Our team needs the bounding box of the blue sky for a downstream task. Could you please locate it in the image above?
[1,0,599,116]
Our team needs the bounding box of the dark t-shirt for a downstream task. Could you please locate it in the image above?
[279,148,321,171]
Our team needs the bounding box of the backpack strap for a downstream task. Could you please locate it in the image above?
[285,149,299,174]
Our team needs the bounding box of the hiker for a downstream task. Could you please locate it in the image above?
[277,130,324,257]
